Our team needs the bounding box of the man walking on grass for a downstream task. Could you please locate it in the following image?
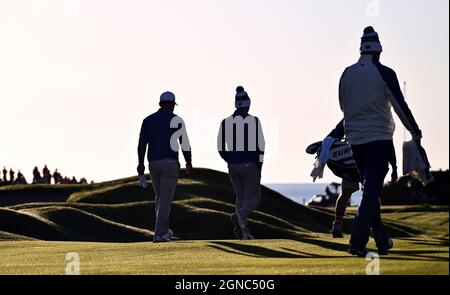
[137,91,193,243]
[324,119,398,238]
[217,86,265,240]
[339,27,423,256]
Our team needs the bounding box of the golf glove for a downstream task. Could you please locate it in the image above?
[138,175,148,188]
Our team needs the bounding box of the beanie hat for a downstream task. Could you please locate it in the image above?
[235,86,251,108]
[360,26,383,54]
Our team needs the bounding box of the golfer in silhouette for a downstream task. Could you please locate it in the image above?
[325,119,398,238]
[137,91,193,243]
[339,27,422,256]
[217,86,265,240]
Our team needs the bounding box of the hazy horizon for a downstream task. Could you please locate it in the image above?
[1,0,448,184]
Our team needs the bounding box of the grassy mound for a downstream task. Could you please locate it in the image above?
[0,231,37,241]
[0,208,65,240]
[22,206,153,242]
[0,168,439,242]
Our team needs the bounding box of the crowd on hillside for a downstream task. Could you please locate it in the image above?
[0,165,92,186]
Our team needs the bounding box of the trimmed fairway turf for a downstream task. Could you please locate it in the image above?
[0,236,448,275]
[0,168,448,275]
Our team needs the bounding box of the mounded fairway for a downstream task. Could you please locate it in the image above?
[0,236,448,275]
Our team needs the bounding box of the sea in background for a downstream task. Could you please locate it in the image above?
[265,183,363,207]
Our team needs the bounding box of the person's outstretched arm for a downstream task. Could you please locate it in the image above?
[217,120,228,162]
[175,117,193,174]
[327,119,346,140]
[389,143,398,183]
[377,66,422,140]
[180,133,192,173]
[137,121,148,175]
[256,117,265,170]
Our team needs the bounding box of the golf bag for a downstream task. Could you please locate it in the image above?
[306,140,360,183]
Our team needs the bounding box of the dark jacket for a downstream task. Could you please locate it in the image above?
[217,110,265,167]
[138,109,192,164]
[339,55,421,145]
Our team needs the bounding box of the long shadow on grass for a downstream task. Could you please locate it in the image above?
[412,240,449,247]
[209,245,258,258]
[299,238,349,252]
[407,238,449,247]
[209,241,349,259]
[381,256,449,262]
[300,238,449,262]
[385,250,450,262]
[209,239,448,262]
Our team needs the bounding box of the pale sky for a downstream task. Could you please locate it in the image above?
[0,0,448,184]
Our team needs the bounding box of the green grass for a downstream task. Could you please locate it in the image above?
[0,236,447,275]
[0,168,448,274]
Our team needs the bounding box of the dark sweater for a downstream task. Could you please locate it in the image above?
[217,110,265,168]
[138,109,192,164]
